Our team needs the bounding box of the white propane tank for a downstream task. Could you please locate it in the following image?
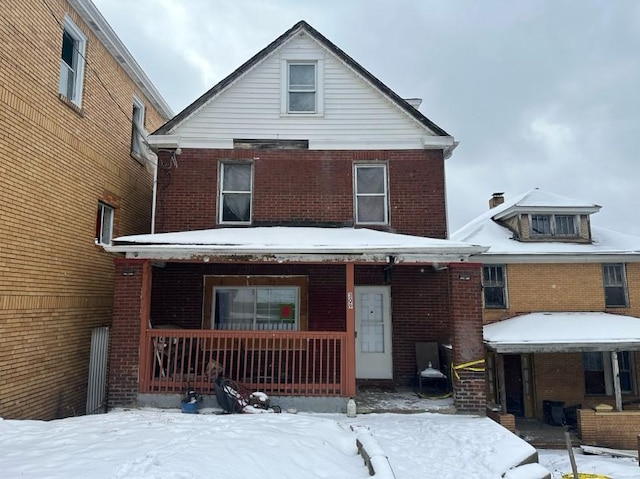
[346,398,357,417]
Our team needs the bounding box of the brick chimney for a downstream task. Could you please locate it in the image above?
[489,192,504,209]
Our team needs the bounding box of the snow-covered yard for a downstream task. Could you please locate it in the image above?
[1,408,638,479]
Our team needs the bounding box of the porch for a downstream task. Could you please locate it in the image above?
[143,328,347,396]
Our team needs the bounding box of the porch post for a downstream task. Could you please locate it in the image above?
[108,258,150,409]
[496,354,507,414]
[448,262,486,414]
[345,262,356,396]
[611,351,623,411]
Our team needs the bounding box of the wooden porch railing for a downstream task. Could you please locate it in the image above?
[140,329,348,396]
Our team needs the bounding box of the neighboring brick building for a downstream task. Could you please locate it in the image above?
[106,21,488,413]
[452,189,640,426]
[0,0,171,419]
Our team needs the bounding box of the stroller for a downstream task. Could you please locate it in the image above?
[213,375,281,414]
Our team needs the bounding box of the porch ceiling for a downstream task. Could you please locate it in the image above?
[107,226,488,263]
[484,312,640,353]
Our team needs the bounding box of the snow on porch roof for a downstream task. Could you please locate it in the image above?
[484,312,640,353]
[107,226,488,262]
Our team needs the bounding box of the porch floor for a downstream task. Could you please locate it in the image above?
[515,417,581,449]
[355,386,455,414]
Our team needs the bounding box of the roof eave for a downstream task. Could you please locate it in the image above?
[493,205,601,221]
[68,0,173,119]
[485,341,640,354]
[475,253,640,264]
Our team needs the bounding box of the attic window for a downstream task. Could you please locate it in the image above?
[288,63,316,112]
[281,55,324,116]
[530,214,578,237]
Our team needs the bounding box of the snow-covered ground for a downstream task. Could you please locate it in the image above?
[1,408,638,479]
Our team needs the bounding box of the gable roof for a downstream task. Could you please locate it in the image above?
[153,20,449,137]
[451,188,640,261]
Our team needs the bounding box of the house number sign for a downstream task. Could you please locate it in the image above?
[347,292,353,309]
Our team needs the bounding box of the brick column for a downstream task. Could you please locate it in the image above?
[107,259,150,409]
[448,262,486,414]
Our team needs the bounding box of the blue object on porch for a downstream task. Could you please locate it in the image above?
[181,400,199,414]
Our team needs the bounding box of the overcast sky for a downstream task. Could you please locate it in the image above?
[93,0,640,236]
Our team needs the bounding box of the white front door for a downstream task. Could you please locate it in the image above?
[355,286,392,379]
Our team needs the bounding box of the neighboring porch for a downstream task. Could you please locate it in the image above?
[484,312,640,448]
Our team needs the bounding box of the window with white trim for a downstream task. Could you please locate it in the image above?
[288,62,316,113]
[354,164,388,224]
[530,214,578,237]
[219,162,252,224]
[603,263,628,307]
[131,97,146,159]
[58,17,86,106]
[213,286,299,330]
[482,265,507,308]
[95,202,114,245]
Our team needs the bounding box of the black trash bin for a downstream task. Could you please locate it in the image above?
[563,404,581,428]
[543,400,566,426]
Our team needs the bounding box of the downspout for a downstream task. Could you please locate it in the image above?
[151,153,158,234]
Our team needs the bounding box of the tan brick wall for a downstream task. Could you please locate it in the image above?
[0,0,168,419]
[578,409,640,449]
[484,262,640,323]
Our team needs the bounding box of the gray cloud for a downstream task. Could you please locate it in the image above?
[94,0,640,235]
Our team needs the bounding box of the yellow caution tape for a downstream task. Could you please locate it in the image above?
[451,359,485,380]
[561,474,610,479]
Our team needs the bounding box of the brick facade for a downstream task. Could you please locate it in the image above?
[578,408,640,449]
[0,1,167,419]
[154,149,447,238]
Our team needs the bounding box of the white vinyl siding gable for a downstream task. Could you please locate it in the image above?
[170,33,435,148]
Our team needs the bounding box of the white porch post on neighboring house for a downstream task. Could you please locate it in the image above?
[496,354,507,414]
[611,351,623,411]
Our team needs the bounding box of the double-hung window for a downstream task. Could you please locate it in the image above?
[213,286,299,330]
[603,263,628,307]
[219,162,252,224]
[95,202,114,245]
[354,164,388,224]
[482,265,507,308]
[131,97,146,159]
[288,62,316,113]
[58,17,86,107]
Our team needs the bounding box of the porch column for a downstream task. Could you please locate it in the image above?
[496,354,507,414]
[108,258,151,409]
[611,351,623,411]
[345,262,356,396]
[448,262,486,414]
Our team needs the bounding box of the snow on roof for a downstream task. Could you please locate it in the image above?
[451,189,640,259]
[484,312,640,353]
[108,226,487,262]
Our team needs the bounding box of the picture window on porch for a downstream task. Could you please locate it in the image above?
[354,164,388,224]
[482,265,507,309]
[213,287,299,330]
[583,351,634,395]
[203,276,308,331]
[602,263,628,308]
[219,162,252,224]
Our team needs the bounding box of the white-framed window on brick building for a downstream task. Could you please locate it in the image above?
[95,202,114,245]
[219,162,252,224]
[354,164,388,225]
[58,16,86,107]
[130,97,146,160]
[602,263,628,307]
[482,265,507,309]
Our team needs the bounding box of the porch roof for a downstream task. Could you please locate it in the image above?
[107,226,488,263]
[484,312,640,353]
